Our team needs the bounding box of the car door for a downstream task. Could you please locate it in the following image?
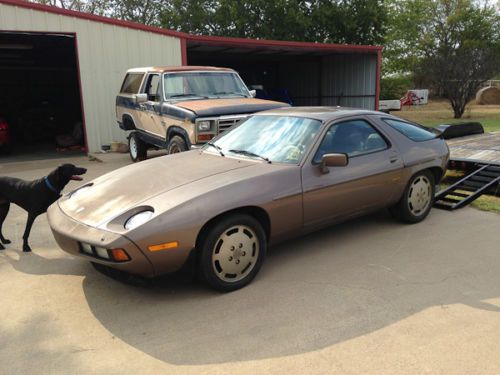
[138,73,164,137]
[301,116,404,229]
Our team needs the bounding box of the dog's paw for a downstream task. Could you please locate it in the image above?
[1,239,11,245]
[0,244,4,250]
[22,245,32,252]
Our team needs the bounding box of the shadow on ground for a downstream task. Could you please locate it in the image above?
[3,210,500,366]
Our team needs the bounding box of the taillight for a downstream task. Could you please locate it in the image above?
[0,121,8,131]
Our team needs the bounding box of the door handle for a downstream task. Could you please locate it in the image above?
[390,157,399,163]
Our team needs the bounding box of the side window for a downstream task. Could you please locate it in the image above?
[383,118,437,141]
[313,119,388,163]
[120,73,144,94]
[144,74,161,101]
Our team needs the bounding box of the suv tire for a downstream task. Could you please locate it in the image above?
[167,135,188,154]
[129,132,147,162]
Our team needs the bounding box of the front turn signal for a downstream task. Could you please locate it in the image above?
[110,248,130,262]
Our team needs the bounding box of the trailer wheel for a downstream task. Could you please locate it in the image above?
[129,132,147,162]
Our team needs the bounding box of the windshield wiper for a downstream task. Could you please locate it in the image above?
[228,149,271,163]
[213,92,247,97]
[205,142,225,157]
[168,93,209,99]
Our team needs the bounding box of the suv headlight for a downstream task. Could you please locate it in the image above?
[197,120,211,131]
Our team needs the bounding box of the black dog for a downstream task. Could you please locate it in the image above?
[0,164,87,252]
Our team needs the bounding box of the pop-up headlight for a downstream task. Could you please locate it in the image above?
[124,210,154,230]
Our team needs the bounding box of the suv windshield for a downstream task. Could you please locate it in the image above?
[205,115,322,164]
[164,72,250,100]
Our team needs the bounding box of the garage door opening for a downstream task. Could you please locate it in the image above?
[186,38,380,110]
[0,32,85,159]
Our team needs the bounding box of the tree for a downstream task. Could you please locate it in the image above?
[384,0,500,118]
[31,0,162,25]
[417,0,500,118]
[160,0,387,45]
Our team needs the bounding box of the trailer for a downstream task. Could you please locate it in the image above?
[434,131,500,210]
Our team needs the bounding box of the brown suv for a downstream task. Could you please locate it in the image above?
[116,66,288,161]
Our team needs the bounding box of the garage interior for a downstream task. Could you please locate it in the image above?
[0,32,84,158]
[187,40,378,109]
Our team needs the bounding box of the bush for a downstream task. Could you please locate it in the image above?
[380,76,413,100]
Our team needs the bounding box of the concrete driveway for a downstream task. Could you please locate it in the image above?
[1,154,499,374]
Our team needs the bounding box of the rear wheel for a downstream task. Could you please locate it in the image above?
[129,132,147,162]
[198,214,266,292]
[167,135,188,154]
[390,170,435,223]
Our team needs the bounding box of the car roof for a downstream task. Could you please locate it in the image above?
[255,106,382,121]
[127,66,236,73]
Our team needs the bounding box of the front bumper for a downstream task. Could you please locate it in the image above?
[47,203,155,277]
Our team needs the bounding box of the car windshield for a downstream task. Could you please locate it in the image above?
[205,115,322,164]
[164,72,250,99]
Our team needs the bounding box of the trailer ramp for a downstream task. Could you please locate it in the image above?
[434,164,500,210]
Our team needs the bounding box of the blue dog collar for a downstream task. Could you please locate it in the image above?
[44,176,59,193]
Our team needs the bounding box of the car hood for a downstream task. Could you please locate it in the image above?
[175,98,288,117]
[58,151,255,228]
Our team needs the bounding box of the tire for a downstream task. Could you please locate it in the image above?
[129,132,147,162]
[390,170,435,223]
[198,214,267,292]
[167,135,188,154]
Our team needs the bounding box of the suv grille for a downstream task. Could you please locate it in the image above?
[217,117,247,134]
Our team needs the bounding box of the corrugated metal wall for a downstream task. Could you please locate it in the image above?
[0,3,182,152]
[279,54,377,109]
[321,54,377,109]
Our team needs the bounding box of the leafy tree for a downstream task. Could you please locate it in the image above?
[33,0,110,15]
[384,0,500,118]
[160,0,387,45]
[417,0,500,118]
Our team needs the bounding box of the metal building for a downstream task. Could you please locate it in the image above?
[0,0,381,154]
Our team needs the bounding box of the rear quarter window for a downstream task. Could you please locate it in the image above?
[120,73,144,94]
[383,118,437,141]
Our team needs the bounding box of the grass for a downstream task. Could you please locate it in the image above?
[393,99,500,214]
[394,100,500,132]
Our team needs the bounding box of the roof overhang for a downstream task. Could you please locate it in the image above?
[0,0,382,58]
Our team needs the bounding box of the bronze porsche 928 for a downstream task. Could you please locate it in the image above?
[48,107,449,292]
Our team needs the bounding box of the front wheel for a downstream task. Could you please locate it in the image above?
[198,214,267,292]
[167,135,188,154]
[390,170,435,223]
[129,132,147,162]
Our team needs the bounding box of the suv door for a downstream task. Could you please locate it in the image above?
[138,73,164,137]
[301,117,404,229]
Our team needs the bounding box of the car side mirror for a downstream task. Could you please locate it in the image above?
[249,90,256,98]
[320,153,348,174]
[135,93,148,104]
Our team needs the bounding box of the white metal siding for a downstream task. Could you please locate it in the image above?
[321,54,377,110]
[0,3,182,151]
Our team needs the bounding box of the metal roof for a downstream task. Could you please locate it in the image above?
[0,0,383,56]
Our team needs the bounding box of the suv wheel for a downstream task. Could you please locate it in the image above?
[129,132,147,162]
[167,135,188,154]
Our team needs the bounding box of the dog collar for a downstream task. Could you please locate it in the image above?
[44,176,59,193]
